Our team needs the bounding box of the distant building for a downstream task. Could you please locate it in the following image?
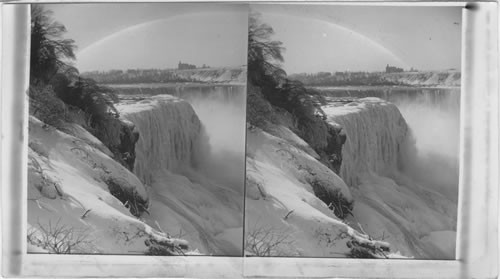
[178,61,197,70]
[385,64,404,73]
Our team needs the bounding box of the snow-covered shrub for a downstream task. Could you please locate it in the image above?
[246,83,277,128]
[92,115,122,153]
[29,85,70,128]
[55,76,119,121]
[144,237,187,256]
[245,223,296,257]
[49,75,132,166]
[64,108,93,131]
[313,227,349,248]
[348,246,378,258]
[309,179,353,219]
[27,220,97,254]
[346,238,390,259]
[320,124,346,174]
[87,116,139,171]
[103,176,148,217]
[296,112,329,150]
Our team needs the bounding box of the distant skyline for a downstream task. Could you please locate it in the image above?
[44,4,462,74]
[251,4,462,74]
[46,3,248,72]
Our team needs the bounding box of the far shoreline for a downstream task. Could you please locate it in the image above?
[310,85,461,90]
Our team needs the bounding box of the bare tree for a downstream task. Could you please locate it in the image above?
[28,219,96,254]
[245,223,296,257]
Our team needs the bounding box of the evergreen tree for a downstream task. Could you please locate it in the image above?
[248,12,287,86]
[30,5,78,85]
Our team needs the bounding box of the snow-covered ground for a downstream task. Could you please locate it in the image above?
[27,91,456,259]
[27,116,189,255]
[28,93,243,256]
[245,97,457,259]
[246,124,395,258]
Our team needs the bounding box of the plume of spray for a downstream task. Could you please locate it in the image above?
[396,91,460,202]
[180,86,247,194]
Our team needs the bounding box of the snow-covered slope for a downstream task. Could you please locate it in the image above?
[117,95,243,256]
[28,117,189,255]
[29,94,243,256]
[245,124,394,258]
[245,97,456,258]
[323,98,457,259]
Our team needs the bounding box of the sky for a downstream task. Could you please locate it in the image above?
[251,4,462,74]
[44,3,462,74]
[46,3,248,72]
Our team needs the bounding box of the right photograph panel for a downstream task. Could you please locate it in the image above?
[245,4,461,259]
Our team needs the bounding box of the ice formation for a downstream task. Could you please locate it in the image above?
[117,94,244,255]
[116,95,206,185]
[323,98,457,258]
[323,98,410,187]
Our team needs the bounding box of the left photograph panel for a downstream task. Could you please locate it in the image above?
[27,3,248,256]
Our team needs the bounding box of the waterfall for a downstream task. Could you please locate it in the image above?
[319,87,460,200]
[115,90,244,256]
[322,97,458,259]
[116,95,207,186]
[323,98,410,187]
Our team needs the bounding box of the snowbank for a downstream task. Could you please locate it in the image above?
[262,124,320,159]
[57,122,113,157]
[28,116,188,255]
[245,126,391,257]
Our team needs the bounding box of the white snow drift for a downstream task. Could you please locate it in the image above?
[245,124,391,258]
[27,116,188,255]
